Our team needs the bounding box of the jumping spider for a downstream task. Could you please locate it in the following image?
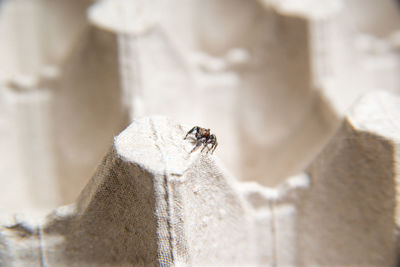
[184,126,218,154]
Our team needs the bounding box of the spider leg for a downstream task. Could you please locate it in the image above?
[184,126,198,139]
[201,142,211,152]
[191,138,206,153]
[211,141,218,154]
[201,136,212,152]
[207,139,218,154]
[204,139,214,154]
[204,135,218,154]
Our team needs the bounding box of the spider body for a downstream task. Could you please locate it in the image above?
[184,126,218,154]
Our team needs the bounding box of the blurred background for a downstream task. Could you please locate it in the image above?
[0,0,399,215]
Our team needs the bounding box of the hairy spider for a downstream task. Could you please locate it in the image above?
[184,126,218,154]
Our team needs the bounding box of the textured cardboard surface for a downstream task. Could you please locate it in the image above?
[1,0,400,266]
[299,91,399,266]
[0,117,256,266]
[1,93,400,265]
